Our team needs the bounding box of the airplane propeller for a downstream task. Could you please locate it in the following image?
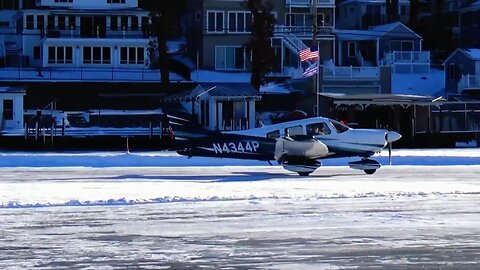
[386,131,401,165]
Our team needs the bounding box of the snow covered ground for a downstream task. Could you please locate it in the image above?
[0,149,479,269]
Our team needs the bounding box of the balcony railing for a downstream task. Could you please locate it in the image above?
[458,74,480,93]
[382,51,431,74]
[0,67,185,82]
[323,66,380,79]
[275,25,333,37]
[384,51,430,64]
[286,0,335,7]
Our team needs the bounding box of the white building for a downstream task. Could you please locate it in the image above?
[1,0,150,69]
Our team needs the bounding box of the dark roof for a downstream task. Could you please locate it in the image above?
[199,83,261,98]
[0,87,26,94]
[320,93,444,106]
[163,83,261,103]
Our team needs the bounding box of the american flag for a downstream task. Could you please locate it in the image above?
[302,62,318,78]
[299,46,319,62]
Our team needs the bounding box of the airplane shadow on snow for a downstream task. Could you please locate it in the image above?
[44,171,361,182]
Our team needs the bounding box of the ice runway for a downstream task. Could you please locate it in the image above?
[1,165,480,269]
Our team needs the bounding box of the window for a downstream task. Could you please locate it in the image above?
[103,47,111,64]
[448,63,457,81]
[26,15,34,29]
[307,123,331,136]
[3,100,13,120]
[47,15,55,30]
[228,11,252,33]
[317,13,325,26]
[120,47,144,65]
[215,46,246,70]
[93,47,101,64]
[48,46,73,64]
[58,15,65,30]
[131,16,138,31]
[390,40,414,51]
[207,11,224,33]
[107,0,126,3]
[0,0,19,10]
[267,130,280,139]
[348,42,356,57]
[366,5,381,15]
[330,120,349,133]
[48,46,55,63]
[83,46,111,64]
[110,16,118,30]
[83,47,91,64]
[400,5,409,16]
[37,15,44,30]
[286,125,303,136]
[33,46,41,60]
[68,15,75,29]
[121,16,128,30]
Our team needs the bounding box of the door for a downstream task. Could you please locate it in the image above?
[80,16,106,38]
[2,99,14,129]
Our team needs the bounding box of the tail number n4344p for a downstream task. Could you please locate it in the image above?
[212,141,260,154]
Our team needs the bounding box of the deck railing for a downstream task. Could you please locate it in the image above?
[0,67,184,82]
[458,74,480,93]
[286,0,335,6]
[324,66,380,79]
[382,51,431,74]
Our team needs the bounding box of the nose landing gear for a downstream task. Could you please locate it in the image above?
[348,159,381,174]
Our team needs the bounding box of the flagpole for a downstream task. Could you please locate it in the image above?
[316,43,320,117]
[312,0,318,116]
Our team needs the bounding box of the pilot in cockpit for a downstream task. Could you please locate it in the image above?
[308,123,328,136]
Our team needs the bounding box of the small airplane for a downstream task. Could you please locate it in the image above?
[175,117,402,176]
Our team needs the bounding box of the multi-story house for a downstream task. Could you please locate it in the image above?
[186,0,335,77]
[336,0,410,30]
[458,1,480,47]
[13,0,149,69]
[0,0,181,147]
[443,48,480,97]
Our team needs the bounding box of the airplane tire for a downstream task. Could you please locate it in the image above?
[364,169,376,175]
[298,172,311,176]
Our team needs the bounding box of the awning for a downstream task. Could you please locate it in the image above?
[319,93,445,106]
[163,83,262,103]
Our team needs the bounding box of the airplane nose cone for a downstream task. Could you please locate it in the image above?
[386,131,402,143]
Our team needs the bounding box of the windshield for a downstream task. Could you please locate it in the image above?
[330,120,350,133]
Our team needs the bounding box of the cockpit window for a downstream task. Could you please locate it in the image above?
[267,130,280,139]
[330,120,350,133]
[307,122,331,136]
[286,125,303,136]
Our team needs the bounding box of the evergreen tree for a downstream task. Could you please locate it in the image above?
[141,1,185,92]
[243,0,276,90]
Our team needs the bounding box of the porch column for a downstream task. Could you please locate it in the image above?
[248,100,255,129]
[338,40,342,65]
[376,39,380,66]
[209,99,216,130]
[218,102,224,131]
[281,38,284,74]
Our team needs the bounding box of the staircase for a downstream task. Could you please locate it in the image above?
[5,42,26,67]
[274,25,318,79]
[274,25,309,55]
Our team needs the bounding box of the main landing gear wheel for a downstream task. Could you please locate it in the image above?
[364,169,376,175]
[298,172,311,176]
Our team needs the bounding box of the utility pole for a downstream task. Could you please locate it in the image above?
[312,0,319,116]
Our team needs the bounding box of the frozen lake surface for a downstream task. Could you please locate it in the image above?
[0,150,480,269]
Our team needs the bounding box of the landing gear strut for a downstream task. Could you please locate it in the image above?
[349,159,381,175]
